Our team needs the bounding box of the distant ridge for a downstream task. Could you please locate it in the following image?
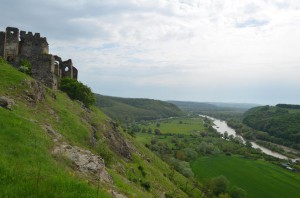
[276,104,300,109]
[95,94,185,123]
[168,100,259,111]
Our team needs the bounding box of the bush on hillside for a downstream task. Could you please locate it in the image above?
[59,77,95,107]
[19,59,32,75]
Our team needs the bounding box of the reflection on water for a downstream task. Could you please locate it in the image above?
[200,115,290,160]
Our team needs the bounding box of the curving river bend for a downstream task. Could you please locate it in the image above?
[200,115,292,160]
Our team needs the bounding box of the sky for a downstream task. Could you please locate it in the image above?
[1,0,300,105]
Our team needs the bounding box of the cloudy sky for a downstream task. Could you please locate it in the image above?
[1,0,300,104]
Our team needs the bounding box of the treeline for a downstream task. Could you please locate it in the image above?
[276,104,300,109]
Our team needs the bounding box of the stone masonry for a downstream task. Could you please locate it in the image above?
[0,27,78,89]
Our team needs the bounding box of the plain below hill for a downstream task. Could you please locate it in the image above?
[95,94,185,123]
[243,104,300,149]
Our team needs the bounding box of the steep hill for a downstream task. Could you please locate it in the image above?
[243,105,300,149]
[0,58,202,197]
[95,94,185,123]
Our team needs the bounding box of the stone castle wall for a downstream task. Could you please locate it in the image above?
[0,31,5,58]
[0,27,78,90]
[4,27,19,62]
[19,31,49,57]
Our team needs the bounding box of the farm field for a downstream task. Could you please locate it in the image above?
[142,117,207,135]
[191,155,300,198]
[135,117,210,147]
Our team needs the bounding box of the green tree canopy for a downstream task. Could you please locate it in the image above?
[59,77,95,108]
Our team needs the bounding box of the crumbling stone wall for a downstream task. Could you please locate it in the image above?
[31,54,58,89]
[0,32,5,57]
[61,59,73,79]
[73,67,78,80]
[4,27,19,62]
[0,27,79,89]
[19,31,49,57]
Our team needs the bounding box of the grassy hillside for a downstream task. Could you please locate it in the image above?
[243,105,300,149]
[95,94,185,123]
[191,155,300,198]
[0,58,202,197]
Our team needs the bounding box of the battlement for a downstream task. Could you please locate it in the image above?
[20,31,47,43]
[0,27,78,90]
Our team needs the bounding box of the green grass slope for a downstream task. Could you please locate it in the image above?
[243,105,300,149]
[191,155,300,198]
[95,94,185,123]
[0,59,202,197]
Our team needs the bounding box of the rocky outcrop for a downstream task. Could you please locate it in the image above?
[103,121,132,160]
[43,124,113,184]
[22,80,45,103]
[0,96,15,110]
[53,143,112,183]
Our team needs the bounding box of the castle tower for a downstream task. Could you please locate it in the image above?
[0,31,5,57]
[4,27,19,61]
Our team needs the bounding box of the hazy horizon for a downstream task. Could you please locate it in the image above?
[1,0,300,105]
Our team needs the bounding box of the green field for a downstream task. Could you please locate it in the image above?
[191,155,300,198]
[144,117,207,135]
[136,117,209,147]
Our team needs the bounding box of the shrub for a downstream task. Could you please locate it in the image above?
[19,59,32,75]
[59,78,95,107]
[95,141,114,166]
[230,186,247,198]
[140,181,151,191]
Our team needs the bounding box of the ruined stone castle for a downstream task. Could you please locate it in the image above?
[0,27,78,89]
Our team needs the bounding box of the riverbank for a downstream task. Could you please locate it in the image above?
[199,114,298,162]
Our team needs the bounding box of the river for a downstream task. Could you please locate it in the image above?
[200,115,292,161]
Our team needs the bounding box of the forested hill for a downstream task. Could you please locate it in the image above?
[95,94,185,123]
[169,100,258,120]
[243,105,300,149]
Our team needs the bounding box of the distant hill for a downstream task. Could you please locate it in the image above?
[169,101,258,111]
[169,100,259,120]
[95,94,185,123]
[243,105,300,148]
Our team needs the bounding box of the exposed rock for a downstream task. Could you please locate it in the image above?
[22,79,45,103]
[44,124,62,142]
[89,126,97,146]
[103,121,132,160]
[111,190,128,198]
[53,143,113,183]
[0,96,15,110]
[43,124,113,184]
[114,163,125,175]
[0,97,9,107]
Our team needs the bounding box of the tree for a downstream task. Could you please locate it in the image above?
[224,131,229,139]
[59,77,95,107]
[212,175,229,196]
[154,128,162,135]
[19,59,32,75]
[230,186,247,198]
[245,140,252,148]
